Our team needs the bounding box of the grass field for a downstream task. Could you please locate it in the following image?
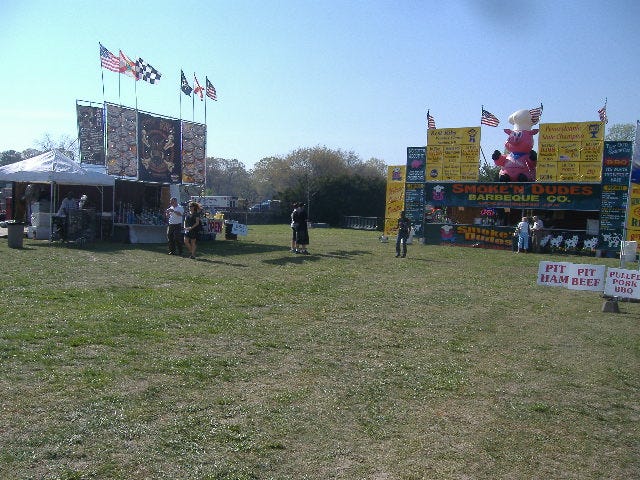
[1,225,638,479]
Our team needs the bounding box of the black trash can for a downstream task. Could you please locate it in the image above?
[224,221,237,240]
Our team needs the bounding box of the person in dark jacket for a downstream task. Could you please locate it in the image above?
[293,202,310,255]
[396,211,411,258]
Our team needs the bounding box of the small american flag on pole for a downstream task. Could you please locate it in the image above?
[598,102,608,123]
[481,108,500,127]
[529,104,543,125]
[99,43,120,72]
[427,110,436,130]
[206,77,217,101]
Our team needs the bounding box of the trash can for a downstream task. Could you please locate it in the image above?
[224,221,237,240]
[620,241,637,267]
[7,222,25,248]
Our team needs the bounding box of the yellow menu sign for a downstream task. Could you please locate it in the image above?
[537,121,604,182]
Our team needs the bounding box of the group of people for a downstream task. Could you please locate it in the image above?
[514,215,544,253]
[290,202,310,254]
[166,197,202,259]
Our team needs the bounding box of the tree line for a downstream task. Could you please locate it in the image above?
[1,142,389,226]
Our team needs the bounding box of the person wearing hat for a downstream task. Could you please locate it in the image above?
[165,197,184,255]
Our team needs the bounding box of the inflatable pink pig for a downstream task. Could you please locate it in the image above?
[492,109,538,182]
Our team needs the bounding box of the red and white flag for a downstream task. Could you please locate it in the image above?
[193,74,204,100]
[119,50,138,79]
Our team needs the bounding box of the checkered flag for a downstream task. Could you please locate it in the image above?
[136,58,161,84]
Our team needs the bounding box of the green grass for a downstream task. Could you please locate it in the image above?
[0,226,638,479]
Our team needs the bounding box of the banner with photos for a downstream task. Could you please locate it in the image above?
[76,104,105,165]
[106,103,138,177]
[181,121,206,184]
[138,112,181,183]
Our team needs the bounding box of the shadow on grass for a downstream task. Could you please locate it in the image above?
[193,257,249,267]
[27,239,288,258]
[263,249,371,265]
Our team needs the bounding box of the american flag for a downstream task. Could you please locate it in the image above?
[193,74,204,100]
[598,104,608,124]
[99,43,120,72]
[181,70,192,96]
[481,108,500,127]
[206,77,217,101]
[119,50,138,79]
[427,110,436,129]
[136,58,161,84]
[529,104,543,124]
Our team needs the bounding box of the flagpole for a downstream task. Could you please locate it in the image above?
[192,73,196,122]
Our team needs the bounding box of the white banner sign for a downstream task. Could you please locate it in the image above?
[537,261,572,287]
[566,264,606,291]
[231,223,248,236]
[604,268,640,299]
[537,261,605,291]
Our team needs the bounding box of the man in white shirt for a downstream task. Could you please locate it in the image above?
[56,192,78,241]
[166,197,184,255]
[57,192,78,216]
[531,215,544,253]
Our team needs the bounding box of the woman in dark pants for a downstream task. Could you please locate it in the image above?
[295,203,310,255]
[183,202,202,259]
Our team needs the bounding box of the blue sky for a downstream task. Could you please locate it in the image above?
[1,0,638,169]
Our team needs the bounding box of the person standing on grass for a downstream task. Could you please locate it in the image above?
[183,202,202,260]
[515,216,530,253]
[396,211,411,257]
[530,215,544,253]
[166,197,184,256]
[290,202,299,253]
[294,202,310,255]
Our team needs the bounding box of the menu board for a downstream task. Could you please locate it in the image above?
[599,141,632,251]
[426,127,480,182]
[538,122,605,182]
[406,147,426,182]
[404,182,425,236]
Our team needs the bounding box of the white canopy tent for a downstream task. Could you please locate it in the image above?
[0,150,114,186]
[0,150,115,240]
